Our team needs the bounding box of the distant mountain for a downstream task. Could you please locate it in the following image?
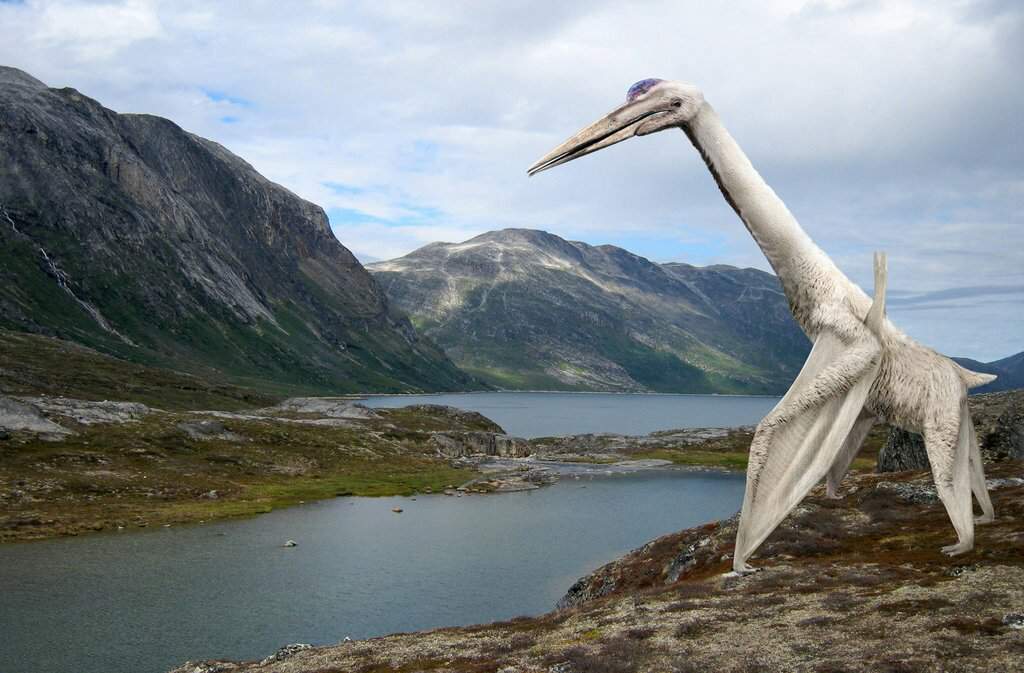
[0,66,474,393]
[954,351,1024,393]
[369,229,811,394]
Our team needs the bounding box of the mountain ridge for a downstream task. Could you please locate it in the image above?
[953,351,1024,393]
[0,66,474,393]
[369,228,812,394]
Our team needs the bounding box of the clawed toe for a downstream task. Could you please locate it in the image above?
[732,562,759,575]
[941,542,972,556]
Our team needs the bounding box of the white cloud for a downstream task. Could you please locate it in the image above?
[31,0,162,60]
[0,0,1021,360]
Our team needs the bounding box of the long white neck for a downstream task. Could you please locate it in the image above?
[683,102,853,328]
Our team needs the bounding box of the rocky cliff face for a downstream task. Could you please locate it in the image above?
[0,67,473,393]
[369,228,810,393]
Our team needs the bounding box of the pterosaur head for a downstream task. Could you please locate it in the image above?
[527,79,704,175]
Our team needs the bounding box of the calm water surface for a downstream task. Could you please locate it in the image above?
[1,468,744,673]
[361,391,780,438]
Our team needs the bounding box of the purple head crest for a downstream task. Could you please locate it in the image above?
[626,78,664,102]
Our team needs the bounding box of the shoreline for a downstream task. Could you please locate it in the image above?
[358,389,784,399]
[1,392,768,544]
[170,458,1024,673]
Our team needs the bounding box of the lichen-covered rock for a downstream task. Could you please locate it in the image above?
[984,395,1024,461]
[265,398,378,420]
[877,427,930,473]
[0,396,68,438]
[259,644,313,665]
[431,431,530,458]
[176,420,244,442]
[18,396,151,425]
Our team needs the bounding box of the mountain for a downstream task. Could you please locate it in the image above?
[0,66,474,393]
[369,228,811,394]
[954,351,1024,393]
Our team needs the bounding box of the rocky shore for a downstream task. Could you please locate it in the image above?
[161,391,1024,673]
[0,393,738,541]
[170,456,1024,673]
[4,390,1021,543]
[0,396,523,541]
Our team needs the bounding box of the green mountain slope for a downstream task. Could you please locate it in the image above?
[0,66,475,394]
[369,228,811,394]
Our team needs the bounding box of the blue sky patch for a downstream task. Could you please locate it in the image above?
[202,88,253,107]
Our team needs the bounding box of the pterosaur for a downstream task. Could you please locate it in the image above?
[528,79,996,573]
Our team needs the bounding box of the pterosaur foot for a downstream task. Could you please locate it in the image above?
[941,541,973,556]
[731,561,759,576]
[825,486,843,500]
[974,514,995,525]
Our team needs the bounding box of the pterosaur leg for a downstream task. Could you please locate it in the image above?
[925,404,974,556]
[965,407,995,524]
[826,413,875,498]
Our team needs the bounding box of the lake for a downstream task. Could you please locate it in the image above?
[361,391,779,438]
[0,467,745,673]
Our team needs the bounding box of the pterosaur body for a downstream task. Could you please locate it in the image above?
[529,79,996,573]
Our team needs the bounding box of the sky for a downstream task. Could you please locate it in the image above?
[0,0,1021,361]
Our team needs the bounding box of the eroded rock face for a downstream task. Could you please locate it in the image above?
[264,398,379,420]
[0,66,472,393]
[877,428,930,473]
[402,404,504,433]
[877,390,1024,471]
[0,396,68,438]
[18,397,151,425]
[986,395,1024,461]
[430,432,530,458]
[176,420,244,442]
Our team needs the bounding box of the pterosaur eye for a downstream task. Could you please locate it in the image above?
[626,78,664,102]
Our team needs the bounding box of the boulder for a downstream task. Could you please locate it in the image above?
[877,427,930,473]
[259,643,313,665]
[430,431,530,458]
[981,395,1024,461]
[177,420,244,442]
[265,397,379,420]
[0,396,69,438]
[18,396,151,425]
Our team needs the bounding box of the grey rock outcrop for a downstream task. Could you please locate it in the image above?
[265,398,379,420]
[876,391,1024,472]
[877,428,931,473]
[985,395,1023,461]
[0,396,68,438]
[18,396,151,425]
[431,432,530,458]
[176,420,244,442]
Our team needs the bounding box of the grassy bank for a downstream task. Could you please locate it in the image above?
[0,405,492,542]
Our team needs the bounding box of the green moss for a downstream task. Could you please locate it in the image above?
[0,404,480,542]
[633,449,751,470]
[0,330,274,410]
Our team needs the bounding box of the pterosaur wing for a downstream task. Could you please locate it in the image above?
[732,253,887,572]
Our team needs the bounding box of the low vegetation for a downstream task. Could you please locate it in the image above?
[0,404,487,542]
[0,329,276,410]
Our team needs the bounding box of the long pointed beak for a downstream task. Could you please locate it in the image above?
[527,104,666,176]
